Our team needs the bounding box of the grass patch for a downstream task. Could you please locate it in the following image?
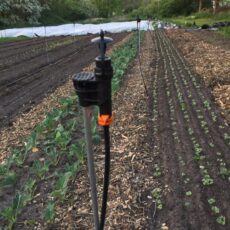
[218,27,230,38]
[169,11,230,27]
[0,36,29,43]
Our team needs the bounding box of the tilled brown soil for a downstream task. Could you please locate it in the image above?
[35,31,230,229]
[0,36,75,69]
[149,30,230,229]
[0,33,134,230]
[0,30,229,229]
[0,33,129,128]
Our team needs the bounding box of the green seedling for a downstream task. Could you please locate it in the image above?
[208,198,216,205]
[219,163,229,179]
[194,144,203,161]
[24,179,36,195]
[153,164,161,177]
[217,215,225,225]
[59,96,76,108]
[184,201,191,207]
[69,142,85,162]
[54,125,71,150]
[0,164,7,176]
[152,188,163,210]
[51,172,72,200]
[64,162,81,178]
[209,143,214,148]
[224,133,230,141]
[211,206,220,214]
[23,219,36,226]
[66,118,77,132]
[32,160,50,180]
[202,174,214,186]
[185,191,192,196]
[0,171,17,188]
[0,192,25,230]
[184,178,190,184]
[43,202,55,223]
[203,100,211,110]
[25,132,38,154]
[45,147,60,166]
[8,149,24,167]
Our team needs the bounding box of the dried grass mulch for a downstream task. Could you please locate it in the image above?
[166,29,230,122]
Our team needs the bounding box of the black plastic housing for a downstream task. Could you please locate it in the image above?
[72,57,113,115]
[73,72,97,107]
[95,57,113,116]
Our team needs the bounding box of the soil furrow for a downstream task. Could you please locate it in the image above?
[0,37,93,86]
[0,33,128,128]
[155,31,211,229]
[164,32,230,139]
[152,31,187,229]
[155,30,230,229]
[0,37,76,70]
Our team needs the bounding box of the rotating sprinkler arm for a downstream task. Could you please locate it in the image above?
[91,30,113,60]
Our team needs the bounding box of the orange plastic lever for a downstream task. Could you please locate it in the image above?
[98,115,113,126]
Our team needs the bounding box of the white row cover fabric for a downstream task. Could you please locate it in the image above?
[0,20,153,38]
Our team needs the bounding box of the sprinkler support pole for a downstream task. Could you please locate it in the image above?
[83,107,99,230]
[137,16,141,54]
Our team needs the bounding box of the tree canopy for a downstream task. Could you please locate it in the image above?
[0,0,229,28]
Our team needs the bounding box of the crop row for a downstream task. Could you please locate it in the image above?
[151,30,229,227]
[0,32,142,229]
[0,36,77,70]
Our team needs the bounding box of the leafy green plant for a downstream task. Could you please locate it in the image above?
[32,160,50,180]
[152,187,163,210]
[208,198,216,205]
[43,202,55,223]
[185,191,192,196]
[51,172,72,201]
[111,32,144,93]
[1,192,25,230]
[202,174,214,186]
[211,206,220,214]
[45,147,60,166]
[64,162,81,178]
[54,124,71,150]
[0,171,17,188]
[194,143,203,161]
[217,215,226,225]
[224,133,230,141]
[153,164,161,177]
[69,142,85,162]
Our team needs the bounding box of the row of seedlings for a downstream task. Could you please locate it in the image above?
[158,30,227,226]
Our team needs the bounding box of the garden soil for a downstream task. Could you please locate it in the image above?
[36,31,230,229]
[1,29,230,229]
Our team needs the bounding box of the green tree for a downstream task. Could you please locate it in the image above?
[92,0,123,17]
[0,0,47,27]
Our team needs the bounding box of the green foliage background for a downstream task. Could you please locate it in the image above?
[0,0,229,28]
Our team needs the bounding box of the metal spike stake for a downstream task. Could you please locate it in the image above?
[83,107,99,230]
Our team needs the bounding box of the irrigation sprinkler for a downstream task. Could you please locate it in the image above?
[137,16,141,54]
[44,26,49,63]
[73,23,76,41]
[73,30,113,230]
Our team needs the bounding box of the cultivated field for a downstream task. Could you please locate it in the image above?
[0,29,229,229]
[0,33,128,128]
